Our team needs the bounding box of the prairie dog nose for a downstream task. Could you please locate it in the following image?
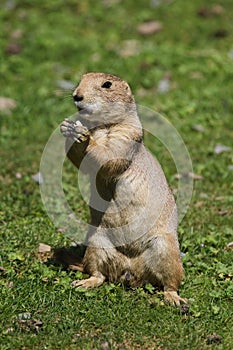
[73,94,83,102]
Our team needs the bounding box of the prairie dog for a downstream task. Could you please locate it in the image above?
[60,72,187,305]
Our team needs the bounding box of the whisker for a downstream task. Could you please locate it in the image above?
[53,89,74,99]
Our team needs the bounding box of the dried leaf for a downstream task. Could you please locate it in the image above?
[197,7,211,18]
[217,209,228,216]
[37,243,52,262]
[5,327,14,334]
[224,242,233,251]
[0,266,6,275]
[10,29,23,39]
[38,243,51,253]
[68,213,76,220]
[174,173,182,180]
[7,281,14,289]
[5,42,22,55]
[215,196,225,201]
[188,173,204,180]
[212,29,228,38]
[206,333,222,345]
[0,97,17,114]
[189,71,203,80]
[174,172,203,180]
[211,4,224,15]
[57,226,68,233]
[199,193,210,199]
[137,21,162,35]
[118,40,140,58]
[194,201,204,208]
[197,5,224,18]
[18,317,43,332]
[101,342,110,350]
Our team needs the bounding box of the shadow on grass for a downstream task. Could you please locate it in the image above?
[50,244,86,272]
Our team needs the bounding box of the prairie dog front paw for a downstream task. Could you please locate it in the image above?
[60,118,90,143]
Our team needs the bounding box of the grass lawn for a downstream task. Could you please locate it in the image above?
[1,0,233,349]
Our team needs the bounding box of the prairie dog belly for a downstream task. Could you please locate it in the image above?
[87,146,172,248]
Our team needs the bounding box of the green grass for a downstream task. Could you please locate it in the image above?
[1,0,233,348]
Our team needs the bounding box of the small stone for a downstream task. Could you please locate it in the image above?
[228,49,233,59]
[214,144,231,154]
[150,0,161,8]
[157,78,170,93]
[180,303,190,314]
[18,312,31,321]
[4,0,16,10]
[191,124,205,132]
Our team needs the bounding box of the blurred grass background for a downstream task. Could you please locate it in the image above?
[0,0,233,349]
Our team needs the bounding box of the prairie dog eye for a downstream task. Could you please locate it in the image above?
[101,81,112,88]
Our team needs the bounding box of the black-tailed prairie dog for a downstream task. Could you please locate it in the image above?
[60,72,187,305]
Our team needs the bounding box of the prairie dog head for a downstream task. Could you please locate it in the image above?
[73,73,137,123]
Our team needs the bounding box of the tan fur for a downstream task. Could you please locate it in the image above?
[60,72,187,305]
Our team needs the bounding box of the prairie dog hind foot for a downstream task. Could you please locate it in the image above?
[71,273,105,289]
[164,291,188,306]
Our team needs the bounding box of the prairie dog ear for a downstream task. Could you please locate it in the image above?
[125,83,132,95]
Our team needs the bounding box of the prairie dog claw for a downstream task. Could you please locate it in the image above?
[60,118,90,143]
